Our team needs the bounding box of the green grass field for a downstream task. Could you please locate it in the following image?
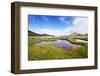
[28,36,88,60]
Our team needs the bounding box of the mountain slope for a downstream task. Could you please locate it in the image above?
[28,30,53,36]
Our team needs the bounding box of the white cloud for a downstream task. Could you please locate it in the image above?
[58,17,72,25]
[64,17,88,35]
[41,16,49,21]
[59,17,66,22]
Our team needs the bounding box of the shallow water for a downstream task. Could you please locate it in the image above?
[33,40,79,50]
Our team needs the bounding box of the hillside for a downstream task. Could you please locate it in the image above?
[28,30,53,36]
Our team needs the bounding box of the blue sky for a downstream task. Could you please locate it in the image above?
[28,15,88,36]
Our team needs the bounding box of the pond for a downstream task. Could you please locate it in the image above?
[33,40,79,50]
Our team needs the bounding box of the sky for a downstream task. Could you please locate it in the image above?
[28,15,88,36]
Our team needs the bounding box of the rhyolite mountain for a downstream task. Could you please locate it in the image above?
[28,30,53,36]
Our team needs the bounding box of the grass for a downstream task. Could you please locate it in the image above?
[28,44,87,60]
[76,36,88,41]
[66,38,87,47]
[28,44,66,60]
[28,36,88,60]
[41,38,58,42]
[28,37,41,46]
[28,36,58,45]
[60,35,88,46]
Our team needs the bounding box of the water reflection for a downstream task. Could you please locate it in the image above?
[33,40,79,50]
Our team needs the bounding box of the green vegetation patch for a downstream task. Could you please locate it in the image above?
[28,44,66,60]
[28,44,88,60]
[28,35,88,60]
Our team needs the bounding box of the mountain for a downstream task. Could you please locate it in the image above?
[71,32,81,36]
[70,32,88,36]
[28,30,39,36]
[28,30,53,36]
[65,32,88,39]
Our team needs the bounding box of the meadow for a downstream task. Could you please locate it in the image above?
[28,35,88,60]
